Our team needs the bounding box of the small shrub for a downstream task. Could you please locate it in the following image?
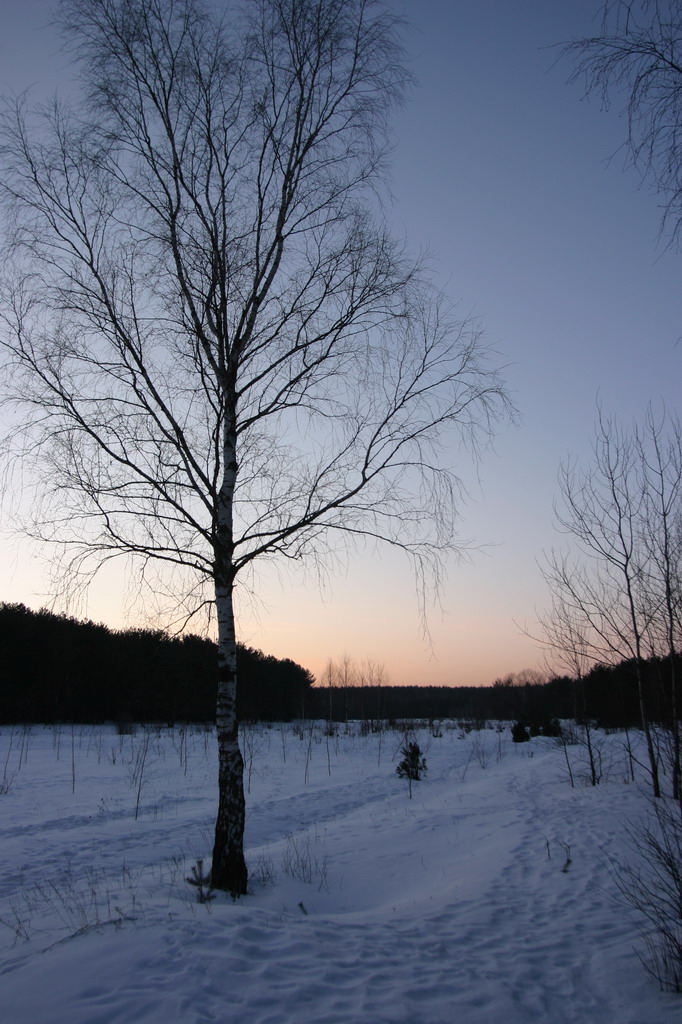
[116,719,137,736]
[281,832,329,891]
[251,855,278,889]
[511,722,530,743]
[616,801,682,992]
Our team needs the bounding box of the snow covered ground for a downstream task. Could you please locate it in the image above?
[1,719,679,1023]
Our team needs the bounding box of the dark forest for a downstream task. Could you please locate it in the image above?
[1,602,679,729]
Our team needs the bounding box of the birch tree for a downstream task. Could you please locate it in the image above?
[540,408,682,799]
[0,0,510,893]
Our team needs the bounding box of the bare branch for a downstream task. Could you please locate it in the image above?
[563,0,682,246]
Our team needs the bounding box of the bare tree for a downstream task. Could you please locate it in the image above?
[336,653,356,723]
[321,653,384,724]
[564,0,682,245]
[542,410,662,796]
[635,407,682,802]
[0,0,510,894]
[540,407,682,799]
[536,592,602,787]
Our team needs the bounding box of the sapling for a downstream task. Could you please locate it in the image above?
[186,860,216,905]
[471,733,489,769]
[396,740,427,798]
[304,724,314,785]
[2,727,16,793]
[71,724,76,794]
[18,725,32,769]
[242,726,255,794]
[128,730,153,820]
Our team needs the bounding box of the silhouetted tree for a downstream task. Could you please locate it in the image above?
[0,0,510,893]
[541,408,682,797]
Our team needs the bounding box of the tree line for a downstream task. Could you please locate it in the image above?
[2,602,678,731]
[318,659,679,730]
[0,603,313,725]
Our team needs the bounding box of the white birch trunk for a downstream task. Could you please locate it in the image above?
[211,574,247,894]
[210,423,248,894]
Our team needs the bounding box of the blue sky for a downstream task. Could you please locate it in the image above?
[1,0,680,685]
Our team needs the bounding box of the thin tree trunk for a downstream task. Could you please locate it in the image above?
[664,578,680,804]
[624,726,636,783]
[636,662,661,799]
[584,721,598,787]
[211,424,248,894]
[560,733,575,788]
[673,674,681,809]
[577,674,598,786]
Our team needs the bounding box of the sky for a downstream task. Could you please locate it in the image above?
[0,0,680,687]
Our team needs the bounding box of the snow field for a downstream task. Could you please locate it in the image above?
[0,720,679,1023]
